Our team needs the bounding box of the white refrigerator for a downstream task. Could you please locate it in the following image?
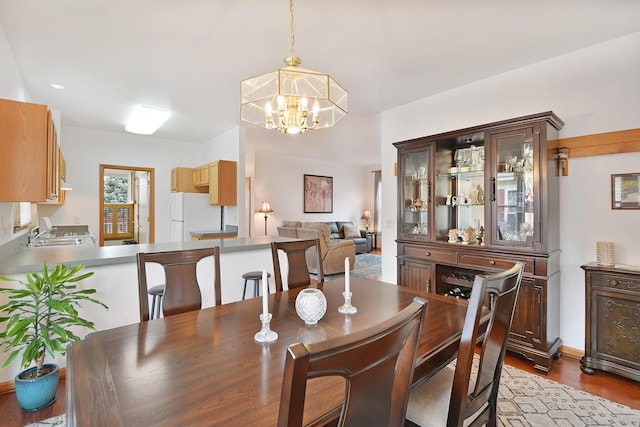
[168,192,221,241]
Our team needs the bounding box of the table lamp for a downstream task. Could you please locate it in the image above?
[361,210,371,231]
[258,201,274,235]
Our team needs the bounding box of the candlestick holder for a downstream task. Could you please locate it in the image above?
[338,291,357,314]
[254,313,278,343]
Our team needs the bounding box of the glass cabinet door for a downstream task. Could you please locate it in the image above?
[488,127,538,247]
[399,145,432,239]
[435,143,485,244]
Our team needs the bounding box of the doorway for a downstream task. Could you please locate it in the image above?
[99,164,155,246]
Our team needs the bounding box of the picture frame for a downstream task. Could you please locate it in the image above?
[304,174,333,213]
[611,173,640,209]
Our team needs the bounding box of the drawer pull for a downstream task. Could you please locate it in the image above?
[425,252,431,256]
[488,260,495,265]
[608,279,618,286]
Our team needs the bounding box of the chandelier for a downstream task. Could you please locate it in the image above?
[240,0,348,135]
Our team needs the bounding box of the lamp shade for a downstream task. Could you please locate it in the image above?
[361,210,371,220]
[259,201,274,214]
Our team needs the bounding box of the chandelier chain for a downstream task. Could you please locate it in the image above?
[289,0,296,57]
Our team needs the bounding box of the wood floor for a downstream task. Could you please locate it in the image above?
[1,249,638,425]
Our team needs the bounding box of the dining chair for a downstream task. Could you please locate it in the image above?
[136,246,221,322]
[405,262,524,427]
[271,239,324,291]
[278,297,427,427]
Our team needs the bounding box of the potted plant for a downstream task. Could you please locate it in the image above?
[0,262,108,411]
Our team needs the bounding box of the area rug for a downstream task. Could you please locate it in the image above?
[24,361,638,427]
[24,414,65,426]
[483,359,639,426]
[321,252,382,280]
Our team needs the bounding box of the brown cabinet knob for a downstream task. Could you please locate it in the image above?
[425,251,430,256]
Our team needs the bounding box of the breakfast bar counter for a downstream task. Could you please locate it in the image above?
[0,236,289,275]
[0,235,296,383]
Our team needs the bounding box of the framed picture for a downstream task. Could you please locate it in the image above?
[304,174,333,213]
[611,173,640,209]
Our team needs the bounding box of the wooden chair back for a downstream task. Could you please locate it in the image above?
[277,297,427,427]
[448,262,524,426]
[271,239,324,291]
[136,246,221,322]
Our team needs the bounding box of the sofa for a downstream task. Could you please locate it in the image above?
[277,221,356,275]
[324,221,372,254]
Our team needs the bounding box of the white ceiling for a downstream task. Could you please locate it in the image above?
[1,0,639,165]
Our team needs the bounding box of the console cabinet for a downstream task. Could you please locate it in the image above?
[581,263,640,382]
[395,112,564,372]
[0,99,60,202]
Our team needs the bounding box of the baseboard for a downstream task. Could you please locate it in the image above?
[560,345,584,359]
[0,367,66,394]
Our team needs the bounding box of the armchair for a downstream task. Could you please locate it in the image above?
[297,222,356,275]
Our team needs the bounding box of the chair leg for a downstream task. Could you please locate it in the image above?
[156,295,162,319]
[253,280,260,298]
[242,279,249,300]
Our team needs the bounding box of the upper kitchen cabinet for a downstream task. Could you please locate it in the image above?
[171,167,199,193]
[209,160,237,206]
[0,99,61,202]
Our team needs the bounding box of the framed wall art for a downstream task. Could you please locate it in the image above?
[611,173,640,209]
[304,174,333,213]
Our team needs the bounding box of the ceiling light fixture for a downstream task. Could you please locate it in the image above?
[125,105,171,135]
[240,0,347,135]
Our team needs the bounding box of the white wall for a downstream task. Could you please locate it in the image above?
[380,32,640,351]
[250,149,376,236]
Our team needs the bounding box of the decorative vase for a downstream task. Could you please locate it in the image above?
[14,363,59,412]
[295,288,327,326]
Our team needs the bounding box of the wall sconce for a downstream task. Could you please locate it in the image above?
[361,210,371,230]
[258,201,274,235]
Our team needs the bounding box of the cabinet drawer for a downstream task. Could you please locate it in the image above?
[403,245,457,264]
[590,273,640,294]
[458,253,534,274]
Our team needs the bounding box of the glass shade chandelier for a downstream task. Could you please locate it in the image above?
[240,0,348,135]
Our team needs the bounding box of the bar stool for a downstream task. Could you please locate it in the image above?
[148,284,165,320]
[242,271,271,300]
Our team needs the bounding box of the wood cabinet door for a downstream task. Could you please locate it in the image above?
[509,277,543,348]
[398,259,433,293]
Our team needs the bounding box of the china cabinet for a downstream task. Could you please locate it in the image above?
[581,263,640,382]
[395,112,564,372]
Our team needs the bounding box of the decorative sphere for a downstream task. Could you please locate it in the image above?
[295,288,327,326]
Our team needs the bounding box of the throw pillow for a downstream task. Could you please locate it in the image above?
[343,224,361,239]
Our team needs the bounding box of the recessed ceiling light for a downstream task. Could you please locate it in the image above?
[49,83,66,90]
[125,105,171,135]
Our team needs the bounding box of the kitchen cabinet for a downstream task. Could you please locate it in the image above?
[581,263,640,382]
[209,160,237,206]
[0,99,60,202]
[192,163,210,187]
[171,167,199,193]
[394,112,564,372]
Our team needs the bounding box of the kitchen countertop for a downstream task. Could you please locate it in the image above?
[0,236,294,275]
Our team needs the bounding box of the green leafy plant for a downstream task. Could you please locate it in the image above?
[0,263,108,378]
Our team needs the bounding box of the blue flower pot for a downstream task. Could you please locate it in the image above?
[14,363,59,412]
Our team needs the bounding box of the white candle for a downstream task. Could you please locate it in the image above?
[262,269,268,316]
[345,257,350,294]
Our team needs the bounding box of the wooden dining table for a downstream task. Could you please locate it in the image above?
[66,277,477,426]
